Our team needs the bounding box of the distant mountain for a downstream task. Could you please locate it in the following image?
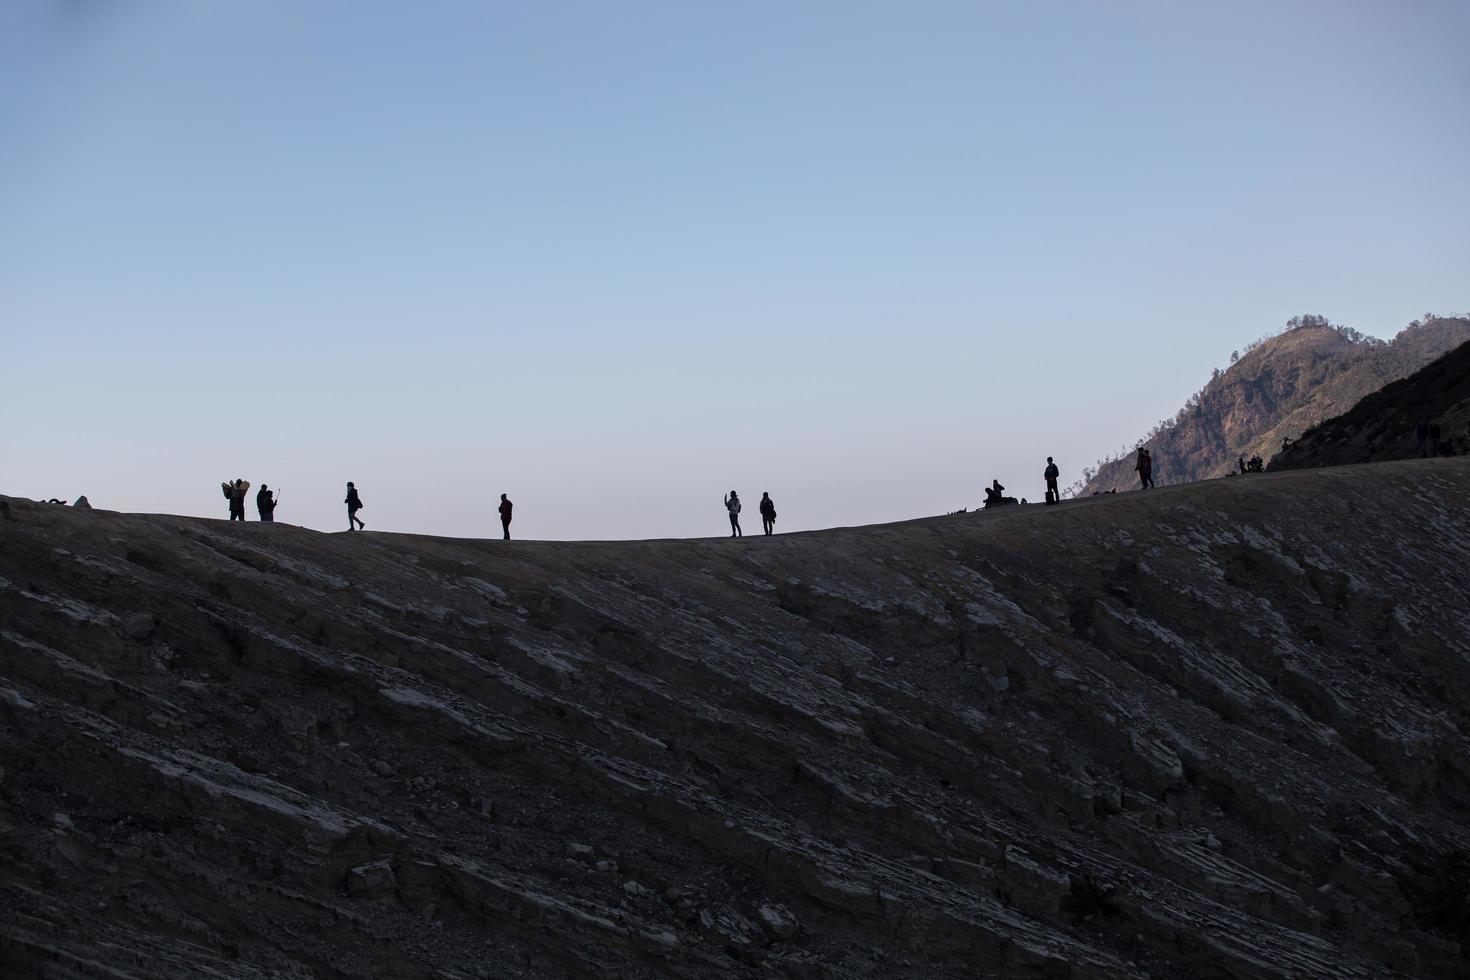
[1271,338,1470,470]
[1077,314,1470,494]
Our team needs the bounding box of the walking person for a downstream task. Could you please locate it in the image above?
[256,484,278,522]
[345,482,365,531]
[1134,449,1154,489]
[759,492,776,535]
[498,493,513,540]
[1043,457,1060,504]
[724,490,742,537]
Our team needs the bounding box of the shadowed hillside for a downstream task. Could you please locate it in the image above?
[1079,315,1470,494]
[4,463,1470,978]
[1272,340,1470,470]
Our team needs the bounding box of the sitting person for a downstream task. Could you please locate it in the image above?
[983,479,1017,508]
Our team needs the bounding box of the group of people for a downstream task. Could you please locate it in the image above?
[981,457,1067,509]
[723,490,777,537]
[222,479,278,522]
[219,479,515,539]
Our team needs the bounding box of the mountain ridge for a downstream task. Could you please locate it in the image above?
[1077,314,1470,494]
[1272,339,1470,470]
[4,461,1470,977]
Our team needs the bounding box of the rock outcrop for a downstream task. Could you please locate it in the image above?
[3,462,1470,977]
[1272,340,1470,471]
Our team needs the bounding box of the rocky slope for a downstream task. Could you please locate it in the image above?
[1271,340,1470,471]
[3,462,1470,978]
[1080,315,1470,494]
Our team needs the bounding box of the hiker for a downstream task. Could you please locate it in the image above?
[256,485,278,522]
[345,482,365,531]
[499,493,513,540]
[1417,420,1431,457]
[724,490,742,537]
[1043,457,1060,504]
[1248,455,1264,473]
[1238,456,1247,475]
[1429,421,1442,457]
[759,492,776,535]
[1134,449,1154,489]
[224,478,248,521]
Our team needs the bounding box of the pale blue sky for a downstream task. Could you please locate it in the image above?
[3,1,1466,538]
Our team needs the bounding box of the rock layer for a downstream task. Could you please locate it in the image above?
[3,461,1469,978]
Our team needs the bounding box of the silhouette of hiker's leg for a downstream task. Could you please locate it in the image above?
[502,519,510,541]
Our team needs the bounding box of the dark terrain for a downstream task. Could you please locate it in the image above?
[3,462,1470,978]
[1272,339,1470,471]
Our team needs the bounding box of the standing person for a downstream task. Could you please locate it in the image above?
[1428,421,1442,457]
[256,484,278,522]
[498,493,513,540]
[724,490,742,537]
[1043,457,1060,504]
[759,492,776,535]
[1417,420,1431,457]
[1135,449,1154,489]
[345,482,365,531]
[224,478,249,521]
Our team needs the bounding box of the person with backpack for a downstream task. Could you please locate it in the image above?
[1134,449,1154,489]
[1043,457,1060,504]
[345,482,365,531]
[759,492,776,535]
[498,493,513,540]
[724,490,742,537]
[256,484,278,522]
[223,478,248,521]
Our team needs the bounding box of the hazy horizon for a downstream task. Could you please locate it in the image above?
[3,1,1467,539]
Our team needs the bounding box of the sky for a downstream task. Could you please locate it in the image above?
[2,0,1467,539]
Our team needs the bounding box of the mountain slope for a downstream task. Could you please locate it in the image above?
[1079,315,1470,494]
[4,464,1470,978]
[1271,340,1470,470]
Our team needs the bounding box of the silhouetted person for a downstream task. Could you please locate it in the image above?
[1417,420,1430,457]
[1429,421,1442,457]
[256,485,278,522]
[1238,456,1247,475]
[1134,449,1154,489]
[724,490,742,537]
[224,478,248,520]
[983,479,1016,509]
[345,482,365,531]
[499,493,513,540]
[1248,455,1264,473]
[1043,457,1060,504]
[759,492,776,535]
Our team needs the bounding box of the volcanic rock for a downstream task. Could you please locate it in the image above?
[2,463,1468,977]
